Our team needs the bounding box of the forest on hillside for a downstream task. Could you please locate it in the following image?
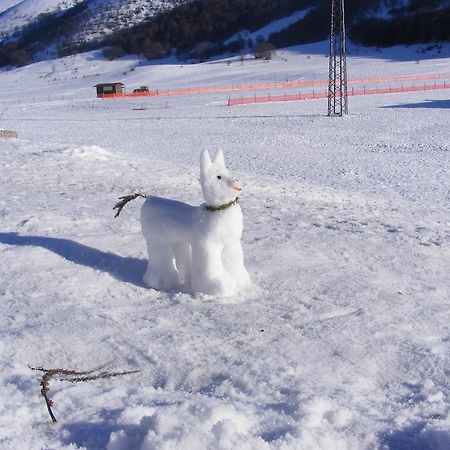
[103,0,312,61]
[105,0,450,61]
[1,0,449,67]
[270,0,450,48]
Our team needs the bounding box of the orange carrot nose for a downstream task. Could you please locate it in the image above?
[234,186,242,192]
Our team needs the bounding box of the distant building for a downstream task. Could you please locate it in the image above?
[95,82,124,97]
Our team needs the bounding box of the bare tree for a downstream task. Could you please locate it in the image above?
[253,40,276,61]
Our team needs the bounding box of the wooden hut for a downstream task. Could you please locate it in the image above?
[95,82,125,97]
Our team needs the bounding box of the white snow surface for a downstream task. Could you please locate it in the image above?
[0,42,450,449]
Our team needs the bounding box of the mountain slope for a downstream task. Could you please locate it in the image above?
[0,0,83,38]
[0,0,191,60]
[0,0,449,67]
[0,0,190,41]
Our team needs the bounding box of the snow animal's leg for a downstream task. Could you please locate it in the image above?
[143,241,181,291]
[143,242,157,288]
[191,241,237,296]
[222,242,252,290]
[173,242,192,288]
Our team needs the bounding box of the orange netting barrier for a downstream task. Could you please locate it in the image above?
[227,82,450,106]
[100,72,450,99]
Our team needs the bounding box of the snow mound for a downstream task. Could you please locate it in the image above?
[107,400,261,450]
[63,145,115,161]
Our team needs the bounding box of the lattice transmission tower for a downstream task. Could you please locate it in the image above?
[328,0,348,116]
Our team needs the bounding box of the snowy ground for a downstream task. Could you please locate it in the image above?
[0,43,449,449]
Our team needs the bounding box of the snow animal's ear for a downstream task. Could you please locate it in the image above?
[212,149,226,171]
[200,149,212,174]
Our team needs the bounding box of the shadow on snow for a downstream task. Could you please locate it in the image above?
[380,422,450,450]
[383,99,450,109]
[62,403,184,449]
[62,409,131,449]
[0,232,147,288]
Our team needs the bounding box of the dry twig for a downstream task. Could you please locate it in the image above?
[113,192,146,217]
[30,365,140,423]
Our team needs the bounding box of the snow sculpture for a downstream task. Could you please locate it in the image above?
[141,149,252,296]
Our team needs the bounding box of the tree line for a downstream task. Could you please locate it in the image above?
[0,0,449,67]
[103,0,450,62]
[350,7,450,46]
[104,0,310,61]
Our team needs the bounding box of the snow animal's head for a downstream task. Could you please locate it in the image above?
[200,149,242,208]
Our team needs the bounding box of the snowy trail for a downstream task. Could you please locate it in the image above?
[1,45,450,449]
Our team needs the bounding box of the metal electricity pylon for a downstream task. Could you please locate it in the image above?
[328,0,348,116]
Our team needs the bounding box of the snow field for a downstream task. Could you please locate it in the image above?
[0,44,450,449]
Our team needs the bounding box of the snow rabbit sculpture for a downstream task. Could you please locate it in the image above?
[140,149,251,297]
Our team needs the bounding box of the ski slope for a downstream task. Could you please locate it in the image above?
[0,42,449,449]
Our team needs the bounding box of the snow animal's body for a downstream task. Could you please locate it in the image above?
[141,150,251,296]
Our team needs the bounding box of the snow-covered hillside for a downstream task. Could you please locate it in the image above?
[75,0,188,44]
[0,43,449,449]
[0,0,187,42]
[2,0,449,68]
[0,0,82,36]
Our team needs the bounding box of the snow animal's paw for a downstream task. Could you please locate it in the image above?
[233,270,253,292]
[143,269,182,292]
[193,273,239,297]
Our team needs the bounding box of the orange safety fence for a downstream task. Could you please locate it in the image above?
[227,82,450,106]
[101,72,450,99]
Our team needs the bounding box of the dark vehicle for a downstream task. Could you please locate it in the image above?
[133,85,150,92]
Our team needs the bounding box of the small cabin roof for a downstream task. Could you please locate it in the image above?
[95,82,125,87]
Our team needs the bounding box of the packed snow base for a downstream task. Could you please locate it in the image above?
[0,44,449,449]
